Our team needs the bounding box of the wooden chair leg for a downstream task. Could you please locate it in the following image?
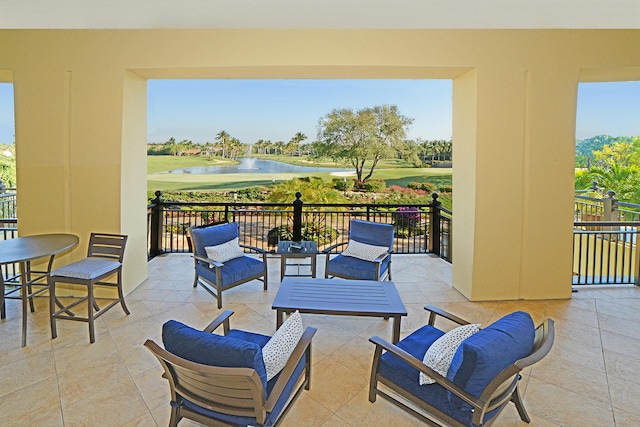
[49,279,57,339]
[1,273,5,320]
[26,262,35,313]
[169,406,179,427]
[88,283,96,344]
[116,271,130,315]
[511,384,530,423]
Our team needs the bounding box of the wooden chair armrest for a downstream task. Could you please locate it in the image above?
[369,335,481,410]
[265,326,317,410]
[322,241,348,254]
[203,310,234,334]
[372,251,391,263]
[423,305,470,327]
[193,254,224,268]
[240,244,267,254]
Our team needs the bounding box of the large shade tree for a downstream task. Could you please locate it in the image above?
[317,105,413,184]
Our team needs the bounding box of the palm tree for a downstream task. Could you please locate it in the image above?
[289,132,307,157]
[590,163,640,202]
[215,131,231,158]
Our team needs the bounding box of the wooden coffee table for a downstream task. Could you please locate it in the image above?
[272,277,407,343]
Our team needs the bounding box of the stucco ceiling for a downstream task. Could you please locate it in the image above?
[0,0,639,29]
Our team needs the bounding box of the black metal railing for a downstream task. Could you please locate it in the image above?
[0,190,16,219]
[147,191,452,262]
[0,218,19,282]
[573,221,640,286]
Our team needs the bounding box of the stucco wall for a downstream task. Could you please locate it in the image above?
[1,29,639,298]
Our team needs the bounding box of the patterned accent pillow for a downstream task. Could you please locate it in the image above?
[262,311,304,381]
[342,239,389,262]
[419,323,481,385]
[204,237,244,264]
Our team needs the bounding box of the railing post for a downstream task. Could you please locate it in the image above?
[603,190,618,241]
[150,190,164,257]
[292,192,303,242]
[603,190,617,221]
[428,193,442,255]
[635,230,640,286]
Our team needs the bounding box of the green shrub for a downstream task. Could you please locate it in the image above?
[332,177,355,191]
[363,179,386,192]
[438,185,453,193]
[267,223,339,246]
[407,181,436,193]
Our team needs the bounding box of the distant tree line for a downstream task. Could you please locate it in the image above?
[147,104,453,185]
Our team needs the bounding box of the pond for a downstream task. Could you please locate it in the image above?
[162,158,351,174]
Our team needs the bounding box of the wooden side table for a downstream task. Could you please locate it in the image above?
[277,241,318,280]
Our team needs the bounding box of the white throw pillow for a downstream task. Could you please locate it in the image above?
[419,323,481,385]
[342,239,389,262]
[204,237,244,264]
[262,311,304,381]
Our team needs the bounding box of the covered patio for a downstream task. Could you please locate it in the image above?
[1,253,640,426]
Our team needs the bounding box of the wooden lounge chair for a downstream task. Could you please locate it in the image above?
[145,310,316,427]
[369,305,555,426]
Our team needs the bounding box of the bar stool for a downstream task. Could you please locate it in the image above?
[49,233,128,343]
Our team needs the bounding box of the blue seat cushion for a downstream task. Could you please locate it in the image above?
[378,325,495,425]
[51,257,120,280]
[196,255,265,287]
[378,324,503,425]
[191,222,239,259]
[378,324,444,386]
[162,320,269,390]
[326,254,390,281]
[447,311,535,411]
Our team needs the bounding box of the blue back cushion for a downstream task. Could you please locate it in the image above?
[191,222,239,258]
[446,311,535,411]
[162,320,268,390]
[350,220,394,249]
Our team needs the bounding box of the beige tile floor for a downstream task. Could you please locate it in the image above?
[2,253,640,426]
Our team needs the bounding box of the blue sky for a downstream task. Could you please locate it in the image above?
[0,80,639,145]
[147,79,453,144]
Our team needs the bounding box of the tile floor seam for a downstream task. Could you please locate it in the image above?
[595,297,618,424]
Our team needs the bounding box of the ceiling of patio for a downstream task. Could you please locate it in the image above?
[1,0,638,29]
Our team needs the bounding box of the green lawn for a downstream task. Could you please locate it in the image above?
[147,155,451,192]
[147,155,236,173]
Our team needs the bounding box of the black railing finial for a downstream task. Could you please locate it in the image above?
[150,190,164,257]
[293,192,303,242]
[429,192,442,256]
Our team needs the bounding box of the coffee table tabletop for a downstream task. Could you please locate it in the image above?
[273,277,407,343]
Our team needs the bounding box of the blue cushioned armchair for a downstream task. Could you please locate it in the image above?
[145,310,317,427]
[323,219,394,281]
[189,222,268,309]
[369,305,555,427]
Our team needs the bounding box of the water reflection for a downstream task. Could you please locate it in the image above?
[164,158,350,174]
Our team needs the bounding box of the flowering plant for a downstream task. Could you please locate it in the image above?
[394,206,421,229]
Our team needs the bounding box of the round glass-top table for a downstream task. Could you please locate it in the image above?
[0,233,79,346]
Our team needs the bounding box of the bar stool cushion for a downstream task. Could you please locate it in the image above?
[51,257,121,280]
